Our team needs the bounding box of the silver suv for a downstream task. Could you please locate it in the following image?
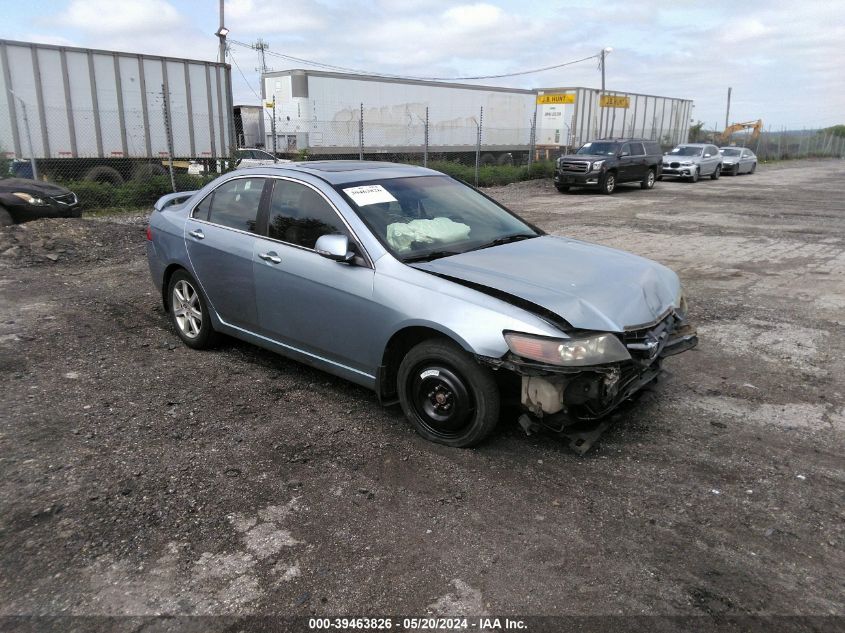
[660,143,722,182]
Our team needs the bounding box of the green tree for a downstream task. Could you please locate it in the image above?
[824,124,845,137]
[688,121,706,143]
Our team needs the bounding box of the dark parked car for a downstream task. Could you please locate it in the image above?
[0,178,81,225]
[554,139,663,194]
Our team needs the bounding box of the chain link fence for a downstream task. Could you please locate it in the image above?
[4,90,844,212]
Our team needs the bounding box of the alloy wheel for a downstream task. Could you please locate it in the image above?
[172,279,202,339]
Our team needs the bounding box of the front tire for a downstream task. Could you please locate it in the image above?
[689,167,700,183]
[640,168,656,190]
[710,164,721,180]
[600,171,617,194]
[167,270,218,349]
[555,184,570,193]
[750,162,757,174]
[0,207,13,227]
[397,339,500,448]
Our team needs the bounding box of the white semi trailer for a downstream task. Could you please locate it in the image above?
[0,38,233,183]
[261,69,537,164]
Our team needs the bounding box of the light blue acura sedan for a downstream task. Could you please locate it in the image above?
[146,162,697,449]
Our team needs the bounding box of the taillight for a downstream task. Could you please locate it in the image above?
[146,225,153,241]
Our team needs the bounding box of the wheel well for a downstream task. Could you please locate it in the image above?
[160,264,187,312]
[378,326,453,402]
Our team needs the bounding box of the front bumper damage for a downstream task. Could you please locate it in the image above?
[480,312,697,454]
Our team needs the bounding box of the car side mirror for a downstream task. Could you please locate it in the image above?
[619,151,630,157]
[315,234,354,263]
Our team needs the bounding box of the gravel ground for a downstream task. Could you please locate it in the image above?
[0,160,843,630]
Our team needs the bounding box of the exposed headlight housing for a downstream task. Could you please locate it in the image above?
[13,192,48,206]
[504,332,631,367]
[590,160,605,172]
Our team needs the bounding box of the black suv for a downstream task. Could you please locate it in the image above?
[554,138,663,194]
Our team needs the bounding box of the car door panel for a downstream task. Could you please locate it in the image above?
[184,177,268,330]
[253,241,379,372]
[252,177,381,374]
[186,221,258,328]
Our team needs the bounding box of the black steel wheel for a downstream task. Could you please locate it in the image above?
[398,339,499,447]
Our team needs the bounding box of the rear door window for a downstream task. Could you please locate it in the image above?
[267,180,348,249]
[206,178,265,233]
[629,142,645,156]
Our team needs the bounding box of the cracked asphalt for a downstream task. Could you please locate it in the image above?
[0,160,843,628]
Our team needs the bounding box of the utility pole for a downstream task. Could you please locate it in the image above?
[725,87,732,129]
[252,38,271,74]
[216,0,228,64]
[599,47,612,93]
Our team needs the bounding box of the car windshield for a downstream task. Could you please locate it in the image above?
[720,148,741,156]
[670,146,703,156]
[337,176,539,262]
[576,142,618,156]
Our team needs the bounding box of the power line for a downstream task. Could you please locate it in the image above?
[228,48,262,101]
[228,39,599,82]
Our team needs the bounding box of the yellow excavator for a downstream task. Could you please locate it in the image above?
[719,119,763,145]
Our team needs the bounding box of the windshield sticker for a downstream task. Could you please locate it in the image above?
[343,185,398,206]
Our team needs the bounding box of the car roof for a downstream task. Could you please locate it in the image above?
[677,143,709,147]
[238,161,444,185]
[591,138,655,143]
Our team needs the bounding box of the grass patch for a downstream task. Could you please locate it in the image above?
[64,174,216,212]
[425,160,555,187]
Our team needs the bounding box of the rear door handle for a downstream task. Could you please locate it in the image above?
[258,251,282,264]
[188,229,204,239]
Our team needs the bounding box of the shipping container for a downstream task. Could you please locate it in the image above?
[0,38,233,182]
[233,104,265,148]
[535,87,693,153]
[262,69,537,162]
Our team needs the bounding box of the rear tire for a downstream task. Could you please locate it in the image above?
[167,270,218,350]
[600,171,617,194]
[710,164,721,180]
[0,207,13,226]
[84,165,124,185]
[640,168,656,190]
[398,339,500,448]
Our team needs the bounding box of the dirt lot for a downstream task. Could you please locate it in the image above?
[1,161,843,629]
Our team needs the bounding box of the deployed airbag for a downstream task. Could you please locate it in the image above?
[386,217,471,253]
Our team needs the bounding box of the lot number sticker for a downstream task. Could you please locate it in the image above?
[343,185,398,206]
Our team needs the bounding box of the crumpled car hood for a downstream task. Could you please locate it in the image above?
[411,235,680,332]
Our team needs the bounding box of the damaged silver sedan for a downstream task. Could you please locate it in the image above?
[146,162,697,450]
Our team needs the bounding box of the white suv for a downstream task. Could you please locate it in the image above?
[661,144,723,182]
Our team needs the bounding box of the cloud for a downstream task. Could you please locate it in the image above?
[52,0,184,34]
[224,0,326,34]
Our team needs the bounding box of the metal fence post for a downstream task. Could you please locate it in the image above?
[423,106,429,168]
[359,102,364,161]
[271,95,277,156]
[474,106,483,186]
[161,83,176,192]
[528,109,537,170]
[9,92,38,180]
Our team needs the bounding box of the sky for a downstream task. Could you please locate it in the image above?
[3,0,843,130]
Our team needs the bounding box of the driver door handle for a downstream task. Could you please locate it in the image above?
[188,229,204,240]
[258,251,282,264]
